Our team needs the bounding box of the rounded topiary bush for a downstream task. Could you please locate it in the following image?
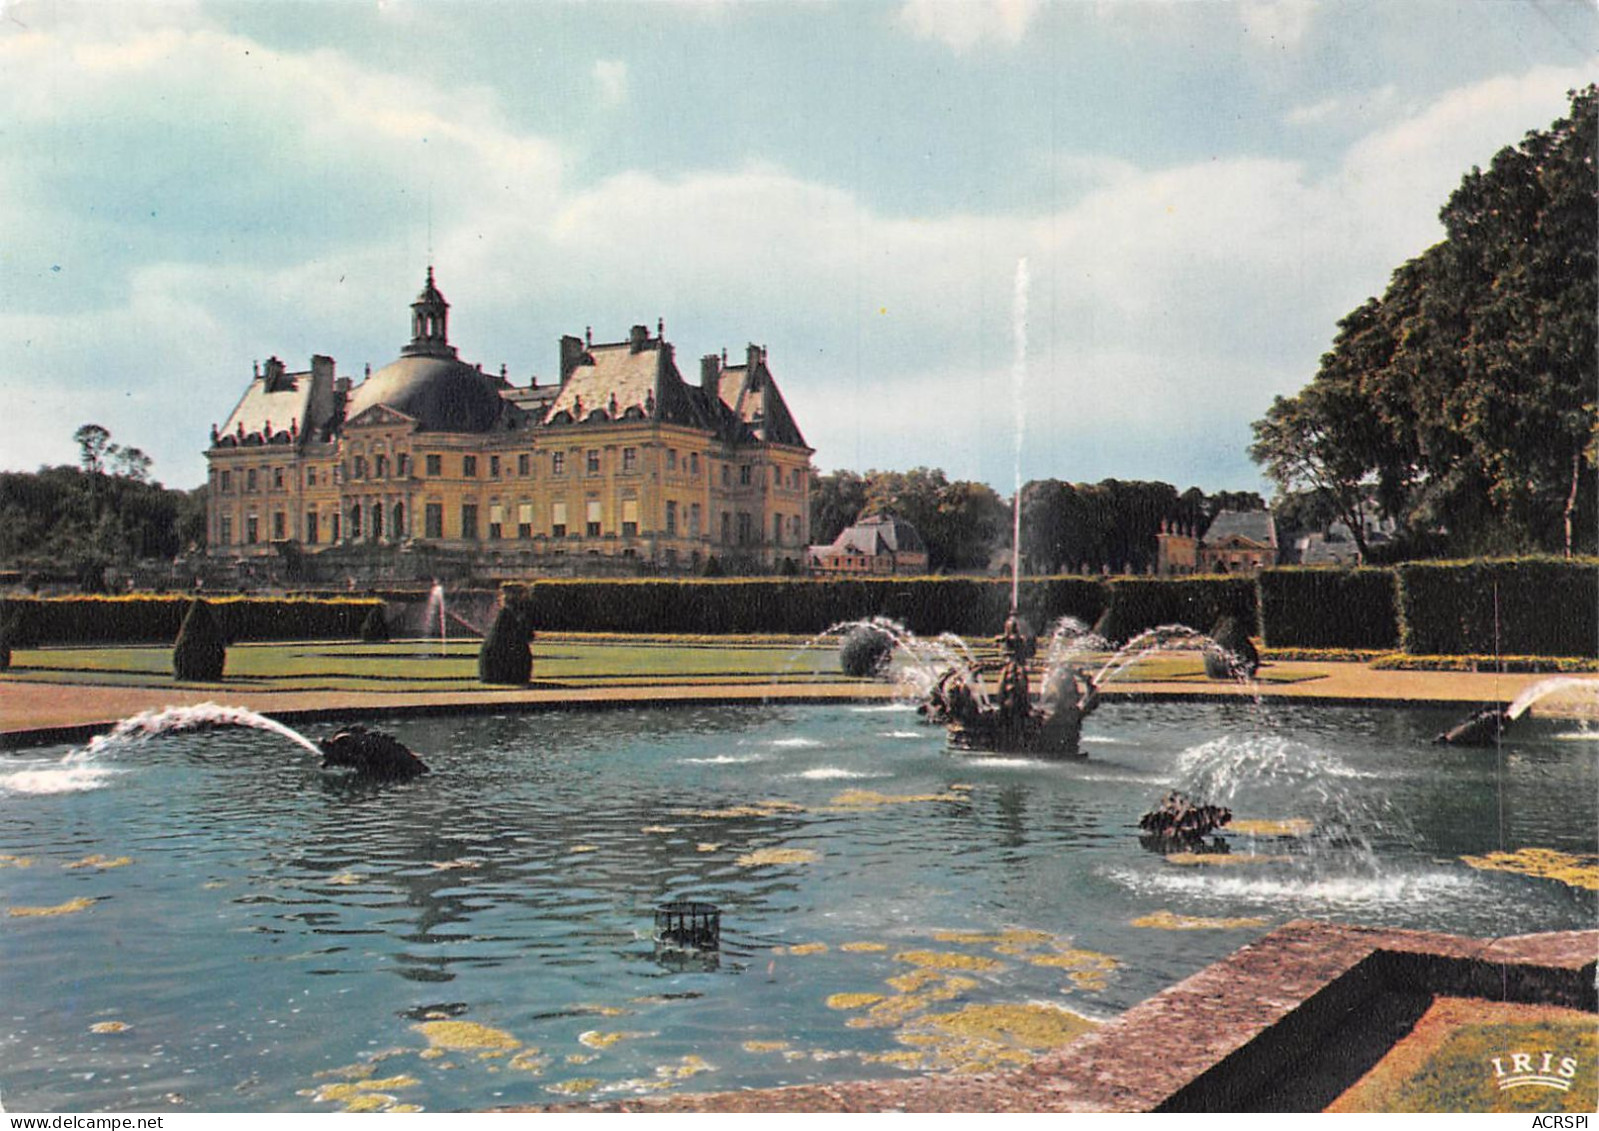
[360,604,390,643]
[173,598,226,681]
[1204,615,1260,679]
[839,624,895,678]
[478,604,533,685]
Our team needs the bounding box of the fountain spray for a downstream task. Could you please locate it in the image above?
[1011,257,1029,614]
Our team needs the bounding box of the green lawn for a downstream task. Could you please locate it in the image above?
[0,636,1324,693]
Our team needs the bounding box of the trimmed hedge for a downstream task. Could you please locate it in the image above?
[1259,567,1399,650]
[478,604,533,685]
[0,596,383,646]
[1397,558,1599,658]
[504,577,1107,639]
[172,599,226,681]
[1092,576,1257,645]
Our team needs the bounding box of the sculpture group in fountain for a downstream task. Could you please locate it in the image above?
[922,614,1102,758]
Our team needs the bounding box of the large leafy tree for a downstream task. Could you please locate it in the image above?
[1251,86,1598,557]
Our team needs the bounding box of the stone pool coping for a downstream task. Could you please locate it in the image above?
[0,659,1585,749]
[526,920,1597,1113]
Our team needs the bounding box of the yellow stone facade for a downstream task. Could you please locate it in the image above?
[206,272,813,575]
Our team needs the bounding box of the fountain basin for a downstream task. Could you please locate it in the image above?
[1,702,1593,1112]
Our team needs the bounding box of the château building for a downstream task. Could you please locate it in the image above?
[1155,509,1279,575]
[205,270,813,577]
[807,513,929,575]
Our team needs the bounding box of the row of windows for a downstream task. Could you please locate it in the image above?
[220,502,803,548]
[216,451,807,494]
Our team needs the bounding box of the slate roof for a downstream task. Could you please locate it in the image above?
[1201,509,1278,549]
[345,355,505,433]
[215,359,337,447]
[543,335,709,429]
[820,514,927,557]
[720,356,808,449]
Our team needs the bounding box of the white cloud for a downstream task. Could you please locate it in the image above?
[593,58,628,107]
[1240,0,1316,50]
[1285,83,1398,126]
[896,0,1040,52]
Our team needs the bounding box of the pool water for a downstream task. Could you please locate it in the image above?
[2,701,1594,1112]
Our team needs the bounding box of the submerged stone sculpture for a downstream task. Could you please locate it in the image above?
[1433,706,1514,747]
[318,725,430,780]
[1139,791,1233,840]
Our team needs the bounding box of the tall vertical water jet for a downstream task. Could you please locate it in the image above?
[1010,257,1029,615]
[426,580,448,658]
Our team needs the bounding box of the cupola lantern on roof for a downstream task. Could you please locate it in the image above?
[402,266,457,360]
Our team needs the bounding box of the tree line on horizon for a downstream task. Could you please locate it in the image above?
[1250,85,1597,561]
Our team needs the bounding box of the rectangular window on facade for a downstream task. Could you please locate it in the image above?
[426,454,442,476]
[517,453,530,477]
[622,447,637,472]
[586,450,601,475]
[518,502,533,539]
[374,455,387,479]
[353,456,366,479]
[247,515,259,544]
[552,451,566,476]
[331,513,340,542]
[666,449,677,471]
[552,501,568,538]
[425,503,444,539]
[220,470,232,493]
[622,498,639,537]
[689,452,699,476]
[490,455,501,478]
[740,465,751,486]
[721,464,730,487]
[586,499,603,537]
[461,503,479,540]
[397,454,409,477]
[305,467,316,488]
[738,512,752,545]
[774,514,783,544]
[463,455,478,478]
[489,503,504,540]
[372,505,383,539]
[247,468,258,492]
[306,512,319,544]
[273,467,285,490]
[690,503,701,538]
[665,500,677,536]
[273,512,286,540]
[721,512,731,544]
[220,515,232,545]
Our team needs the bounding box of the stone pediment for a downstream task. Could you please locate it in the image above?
[344,404,419,429]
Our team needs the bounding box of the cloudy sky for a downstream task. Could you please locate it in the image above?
[2,0,1594,494]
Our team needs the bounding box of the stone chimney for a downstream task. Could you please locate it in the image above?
[630,324,649,353]
[311,354,335,385]
[700,353,721,401]
[747,343,763,372]
[560,334,587,385]
[263,356,286,390]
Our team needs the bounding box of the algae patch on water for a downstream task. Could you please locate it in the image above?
[545,1078,600,1097]
[578,1029,655,1050]
[892,949,1003,973]
[0,854,34,869]
[1460,847,1599,891]
[8,897,96,917]
[1229,818,1314,837]
[829,789,968,809]
[1131,910,1270,930]
[1164,852,1291,867]
[63,854,132,870]
[412,1020,521,1052]
[89,1020,131,1034]
[737,847,821,867]
[841,941,887,952]
[826,992,886,1010]
[742,1040,790,1053]
[776,941,828,956]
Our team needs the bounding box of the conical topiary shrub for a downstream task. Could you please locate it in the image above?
[173,598,227,681]
[1204,615,1260,680]
[478,604,533,685]
[839,624,894,678]
[360,604,390,643]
